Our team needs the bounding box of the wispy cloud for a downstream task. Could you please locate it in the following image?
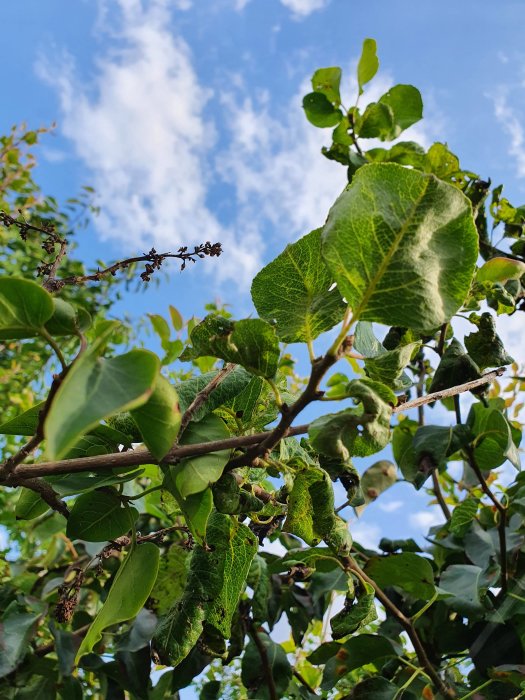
[409,508,444,532]
[490,88,525,177]
[280,0,330,18]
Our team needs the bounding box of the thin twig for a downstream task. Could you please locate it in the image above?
[178,363,236,435]
[247,621,278,700]
[22,477,69,518]
[464,446,507,594]
[293,669,319,696]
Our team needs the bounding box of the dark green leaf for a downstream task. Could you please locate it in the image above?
[330,580,377,638]
[429,339,481,393]
[212,473,263,515]
[0,604,43,677]
[181,316,279,379]
[378,84,423,135]
[438,564,485,614]
[347,677,398,699]
[66,487,138,542]
[321,164,478,329]
[467,402,520,470]
[45,298,91,336]
[365,553,436,599]
[241,630,292,699]
[464,313,514,370]
[302,92,342,128]
[251,228,346,343]
[176,366,252,418]
[76,542,160,660]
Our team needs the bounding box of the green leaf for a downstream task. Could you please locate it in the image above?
[169,305,184,331]
[311,66,342,105]
[358,101,394,140]
[200,681,221,700]
[163,470,213,544]
[148,313,170,344]
[345,677,398,699]
[0,277,54,339]
[357,460,397,510]
[248,555,270,624]
[309,379,394,460]
[464,313,514,370]
[438,564,485,614]
[330,580,377,638]
[153,512,257,666]
[173,413,231,497]
[477,257,525,283]
[318,634,396,687]
[45,298,91,336]
[241,630,292,700]
[181,316,280,379]
[378,84,423,135]
[353,321,384,357]
[364,342,419,390]
[251,228,346,343]
[302,92,342,128]
[212,473,264,515]
[76,542,160,661]
[357,38,379,94]
[176,366,252,418]
[0,604,43,677]
[365,553,436,599]
[130,374,181,460]
[450,497,479,536]
[467,402,520,470]
[0,401,45,435]
[66,487,138,542]
[45,336,159,459]
[321,164,478,329]
[15,488,49,520]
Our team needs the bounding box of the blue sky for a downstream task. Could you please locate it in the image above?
[2,0,524,683]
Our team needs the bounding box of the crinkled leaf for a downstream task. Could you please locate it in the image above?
[175,366,252,418]
[311,66,342,105]
[464,313,514,370]
[174,413,231,497]
[66,487,138,542]
[45,334,159,459]
[247,555,270,624]
[76,542,160,661]
[321,164,478,330]
[153,512,257,666]
[353,321,384,358]
[131,374,181,460]
[0,277,54,339]
[330,580,377,638]
[450,498,479,537]
[251,228,345,343]
[241,630,292,700]
[364,342,419,389]
[365,553,435,599]
[212,473,263,515]
[309,379,394,460]
[302,92,342,128]
[181,316,279,379]
[357,38,379,94]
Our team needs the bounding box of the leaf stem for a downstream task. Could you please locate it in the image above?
[458,679,493,700]
[39,328,67,371]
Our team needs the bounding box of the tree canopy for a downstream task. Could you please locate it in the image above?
[1,39,524,700]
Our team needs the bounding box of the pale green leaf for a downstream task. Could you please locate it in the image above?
[357,38,379,94]
[131,374,181,460]
[477,257,525,283]
[311,66,342,105]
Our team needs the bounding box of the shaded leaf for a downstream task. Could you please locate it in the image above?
[429,339,481,393]
[0,604,43,677]
[330,580,377,638]
[464,313,513,370]
[66,488,138,542]
[241,630,292,700]
[45,298,91,336]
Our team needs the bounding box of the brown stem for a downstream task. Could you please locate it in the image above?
[464,446,507,594]
[344,557,456,698]
[22,477,69,518]
[178,363,236,436]
[4,369,504,483]
[293,669,319,696]
[431,471,451,522]
[42,239,68,291]
[247,621,278,700]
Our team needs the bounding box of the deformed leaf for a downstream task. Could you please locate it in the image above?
[467,402,520,470]
[131,374,181,460]
[251,228,346,343]
[309,379,394,460]
[66,487,138,542]
[357,38,379,94]
[464,313,513,370]
[321,164,478,330]
[330,580,377,638]
[76,542,160,661]
[181,316,279,379]
[212,473,264,515]
[429,339,481,393]
[45,333,159,459]
[153,512,257,666]
[357,460,397,510]
[364,553,436,599]
[364,342,419,390]
[0,277,54,339]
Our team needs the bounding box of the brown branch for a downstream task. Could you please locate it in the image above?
[293,669,319,696]
[344,556,456,698]
[247,621,278,700]
[178,363,236,436]
[22,477,69,518]
[464,446,508,594]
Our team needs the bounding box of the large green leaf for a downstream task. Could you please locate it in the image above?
[153,512,257,666]
[181,316,279,378]
[76,542,160,661]
[173,413,231,497]
[241,630,292,700]
[45,339,159,459]
[309,379,394,459]
[321,164,478,329]
[0,277,54,339]
[251,228,346,343]
[66,487,138,542]
[464,313,513,370]
[364,553,436,599]
[131,374,181,460]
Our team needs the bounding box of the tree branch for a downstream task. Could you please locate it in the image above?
[178,363,236,436]
[22,477,69,518]
[247,621,278,700]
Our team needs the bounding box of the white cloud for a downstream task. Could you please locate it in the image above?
[490,88,525,177]
[378,499,404,513]
[350,520,382,549]
[280,0,330,18]
[36,0,261,289]
[409,508,444,532]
